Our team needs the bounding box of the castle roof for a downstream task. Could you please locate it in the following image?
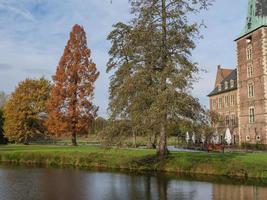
[208,68,237,97]
[214,66,233,87]
[236,0,267,40]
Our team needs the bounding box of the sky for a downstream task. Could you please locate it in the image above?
[0,0,248,117]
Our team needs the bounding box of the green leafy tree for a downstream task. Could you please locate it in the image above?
[4,78,51,144]
[107,0,212,156]
[99,119,132,147]
[107,0,211,156]
[200,110,221,142]
[88,117,108,135]
[107,22,159,148]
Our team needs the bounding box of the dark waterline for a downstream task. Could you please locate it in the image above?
[0,166,267,200]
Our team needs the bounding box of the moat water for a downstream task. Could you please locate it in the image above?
[0,166,266,200]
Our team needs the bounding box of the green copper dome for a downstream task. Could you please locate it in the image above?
[239,0,267,38]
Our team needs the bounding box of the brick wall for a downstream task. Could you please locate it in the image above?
[236,27,267,144]
[210,90,238,143]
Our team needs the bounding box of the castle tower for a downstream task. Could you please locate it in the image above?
[236,0,267,144]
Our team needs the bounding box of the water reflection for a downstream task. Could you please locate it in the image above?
[213,184,267,200]
[0,167,266,200]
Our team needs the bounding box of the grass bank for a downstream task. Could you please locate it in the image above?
[1,145,267,181]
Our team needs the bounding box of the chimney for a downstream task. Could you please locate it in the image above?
[217,65,221,70]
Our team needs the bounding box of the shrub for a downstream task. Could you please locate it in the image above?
[241,143,266,151]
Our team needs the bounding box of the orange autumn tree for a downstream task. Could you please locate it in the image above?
[46,24,99,146]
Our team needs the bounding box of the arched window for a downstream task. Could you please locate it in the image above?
[247,63,253,78]
[246,44,252,60]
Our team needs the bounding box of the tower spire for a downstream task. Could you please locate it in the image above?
[239,0,267,38]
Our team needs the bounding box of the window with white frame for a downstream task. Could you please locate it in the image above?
[249,107,255,123]
[246,44,252,60]
[218,98,222,109]
[246,135,251,141]
[247,63,253,78]
[230,95,235,106]
[224,81,228,90]
[230,80,234,88]
[225,96,230,107]
[256,135,261,141]
[212,99,217,109]
[248,82,254,98]
[231,114,236,126]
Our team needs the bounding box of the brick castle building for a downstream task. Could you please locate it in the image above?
[208,0,267,144]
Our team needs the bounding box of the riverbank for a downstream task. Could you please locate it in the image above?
[1,145,267,181]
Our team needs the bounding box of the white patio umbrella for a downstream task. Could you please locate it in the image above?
[201,135,206,143]
[225,128,232,145]
[186,132,190,144]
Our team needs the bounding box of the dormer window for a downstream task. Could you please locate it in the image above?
[218,84,222,91]
[224,81,228,90]
[230,80,234,88]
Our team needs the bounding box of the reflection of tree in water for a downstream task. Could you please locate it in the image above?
[145,176,152,200]
[41,169,88,200]
[157,177,168,200]
[129,175,159,200]
[129,176,140,200]
[156,176,197,200]
[5,168,267,200]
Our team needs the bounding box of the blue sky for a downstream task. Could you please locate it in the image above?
[0,0,248,117]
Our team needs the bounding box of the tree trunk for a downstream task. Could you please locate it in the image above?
[71,132,77,146]
[132,130,137,148]
[157,122,168,157]
[157,176,168,200]
[152,134,157,149]
[147,140,153,149]
[147,134,157,149]
[156,0,168,157]
[23,135,29,145]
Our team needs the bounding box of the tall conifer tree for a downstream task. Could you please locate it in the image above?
[107,0,211,156]
[46,24,99,146]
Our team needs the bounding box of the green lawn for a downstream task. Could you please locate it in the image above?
[1,144,267,180]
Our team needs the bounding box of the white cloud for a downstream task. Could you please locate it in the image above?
[0,1,36,22]
[0,0,248,116]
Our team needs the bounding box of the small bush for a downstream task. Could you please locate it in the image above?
[241,143,266,151]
